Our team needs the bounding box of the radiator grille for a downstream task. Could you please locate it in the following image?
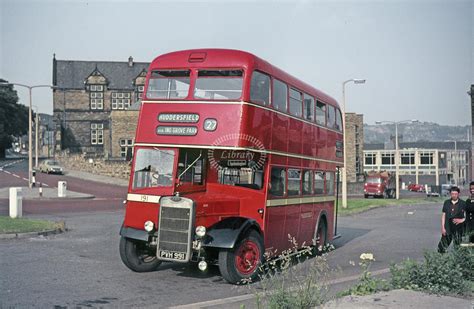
[157,197,194,262]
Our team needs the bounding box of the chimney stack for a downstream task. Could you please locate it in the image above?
[128,56,133,67]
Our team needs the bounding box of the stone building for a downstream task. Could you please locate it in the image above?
[345,113,364,182]
[52,55,149,158]
[110,105,140,160]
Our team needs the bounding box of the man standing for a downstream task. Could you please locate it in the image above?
[437,186,466,253]
[463,181,474,243]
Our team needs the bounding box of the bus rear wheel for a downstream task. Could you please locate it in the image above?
[313,220,327,254]
[119,236,161,272]
[218,230,263,284]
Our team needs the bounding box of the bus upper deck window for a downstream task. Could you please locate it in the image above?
[273,79,288,113]
[316,101,326,126]
[250,71,271,105]
[194,70,243,100]
[327,105,336,129]
[289,88,302,118]
[147,70,190,99]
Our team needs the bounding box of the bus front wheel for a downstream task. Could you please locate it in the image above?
[119,236,161,272]
[218,230,263,284]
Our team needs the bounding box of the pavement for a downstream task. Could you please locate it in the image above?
[323,289,473,308]
[0,187,94,200]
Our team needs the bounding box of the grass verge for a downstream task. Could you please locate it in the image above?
[339,197,444,216]
[0,216,63,234]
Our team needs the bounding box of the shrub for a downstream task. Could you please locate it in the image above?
[390,249,472,295]
[248,236,335,309]
[340,253,389,297]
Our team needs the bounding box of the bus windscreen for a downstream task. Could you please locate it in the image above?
[194,70,243,100]
[146,70,191,99]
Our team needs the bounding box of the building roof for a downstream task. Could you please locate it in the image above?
[364,141,472,151]
[53,56,150,90]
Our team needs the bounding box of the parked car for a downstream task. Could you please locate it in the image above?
[408,183,425,192]
[38,160,64,174]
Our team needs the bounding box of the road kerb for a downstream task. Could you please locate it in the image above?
[0,221,67,239]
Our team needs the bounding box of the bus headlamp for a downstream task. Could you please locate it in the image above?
[144,220,154,232]
[195,226,206,237]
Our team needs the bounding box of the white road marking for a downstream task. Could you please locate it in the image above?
[13,174,20,178]
[22,178,28,181]
[4,171,11,174]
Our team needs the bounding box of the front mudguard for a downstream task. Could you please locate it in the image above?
[120,225,149,242]
[202,217,262,249]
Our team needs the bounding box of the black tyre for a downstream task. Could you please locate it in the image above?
[313,219,327,254]
[364,194,368,199]
[218,230,264,284]
[119,236,161,272]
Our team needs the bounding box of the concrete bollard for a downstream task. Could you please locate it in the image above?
[9,187,23,218]
[39,182,43,197]
[58,181,67,197]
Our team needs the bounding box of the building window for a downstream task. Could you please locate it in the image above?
[112,92,131,110]
[365,152,376,165]
[136,85,145,102]
[381,153,394,165]
[420,152,434,165]
[401,152,415,165]
[289,88,302,117]
[89,84,104,110]
[120,138,134,159]
[91,123,104,145]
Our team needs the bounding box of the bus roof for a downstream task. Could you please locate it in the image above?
[149,49,339,108]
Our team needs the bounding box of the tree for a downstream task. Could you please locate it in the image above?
[0,79,29,158]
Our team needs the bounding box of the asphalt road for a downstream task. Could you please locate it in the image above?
[0,202,445,308]
[0,159,127,215]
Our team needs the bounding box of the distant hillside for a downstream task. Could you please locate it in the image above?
[364,122,471,144]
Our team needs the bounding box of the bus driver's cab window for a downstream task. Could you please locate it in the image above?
[269,167,286,197]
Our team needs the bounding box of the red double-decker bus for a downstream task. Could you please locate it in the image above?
[119,49,343,284]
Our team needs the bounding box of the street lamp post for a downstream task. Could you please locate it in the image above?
[0,82,55,188]
[342,79,366,208]
[375,119,418,199]
[33,105,40,168]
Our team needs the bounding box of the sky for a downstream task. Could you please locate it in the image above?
[0,0,473,125]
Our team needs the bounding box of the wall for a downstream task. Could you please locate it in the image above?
[56,151,131,180]
[345,113,364,182]
[111,110,139,158]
